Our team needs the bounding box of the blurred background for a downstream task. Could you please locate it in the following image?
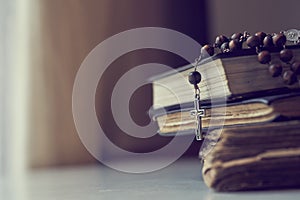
[0,0,299,179]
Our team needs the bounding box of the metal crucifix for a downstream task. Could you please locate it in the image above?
[190,93,205,140]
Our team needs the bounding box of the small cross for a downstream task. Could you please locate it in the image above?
[190,94,205,140]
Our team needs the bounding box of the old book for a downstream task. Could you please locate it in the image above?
[152,93,300,135]
[202,120,300,191]
[152,47,300,110]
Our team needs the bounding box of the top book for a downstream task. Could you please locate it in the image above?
[152,47,300,110]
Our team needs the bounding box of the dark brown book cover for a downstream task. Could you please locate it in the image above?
[202,120,300,191]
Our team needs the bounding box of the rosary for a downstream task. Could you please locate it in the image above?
[188,29,300,141]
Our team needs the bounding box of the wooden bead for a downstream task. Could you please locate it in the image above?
[268,64,282,77]
[258,50,271,64]
[255,32,267,45]
[231,33,242,41]
[246,35,260,48]
[188,71,201,85]
[229,40,241,51]
[280,49,293,62]
[291,62,300,74]
[215,35,229,48]
[283,70,297,85]
[243,31,250,41]
[220,42,229,53]
[263,35,274,48]
[201,44,214,57]
[273,33,286,48]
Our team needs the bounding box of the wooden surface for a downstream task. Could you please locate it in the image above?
[1,158,300,200]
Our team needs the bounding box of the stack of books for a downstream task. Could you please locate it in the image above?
[151,47,300,191]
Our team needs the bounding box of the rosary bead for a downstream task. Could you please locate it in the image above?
[220,42,229,53]
[263,35,274,48]
[258,50,271,64]
[255,32,267,45]
[268,64,282,77]
[291,62,300,74]
[201,44,214,57]
[283,70,297,85]
[188,71,202,85]
[273,33,286,48]
[246,35,261,48]
[243,31,250,41]
[229,39,241,51]
[279,49,293,62]
[231,33,243,41]
[215,35,229,48]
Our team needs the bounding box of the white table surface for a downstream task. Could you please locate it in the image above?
[1,158,300,200]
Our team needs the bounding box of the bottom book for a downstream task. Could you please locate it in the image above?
[201,120,300,191]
